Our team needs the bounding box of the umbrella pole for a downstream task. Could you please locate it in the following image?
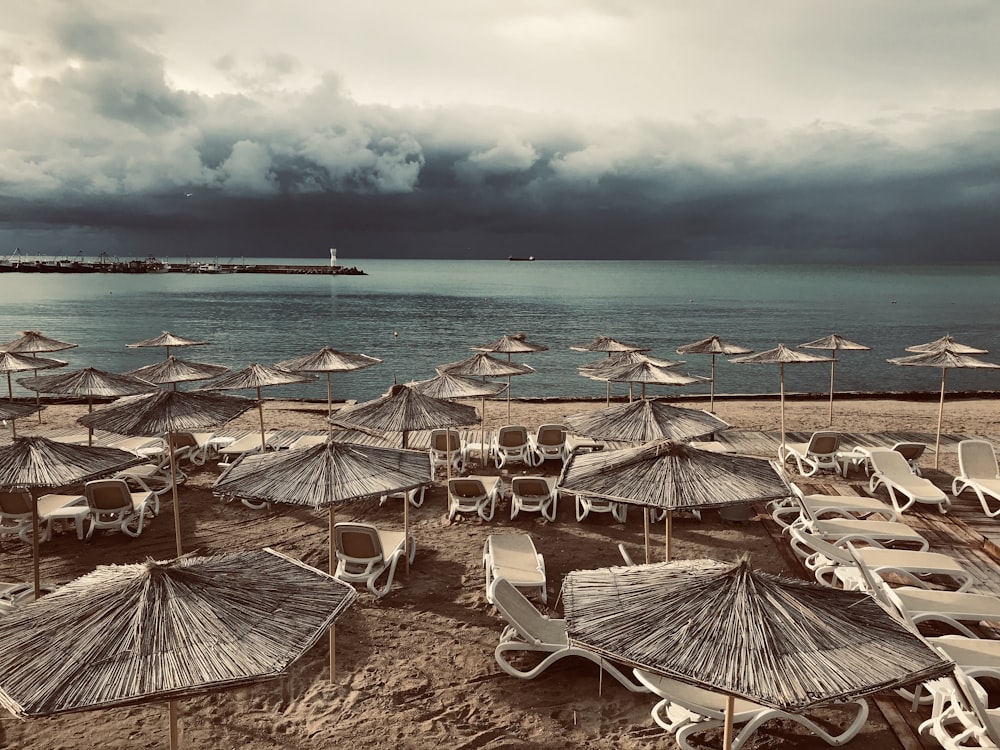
[256,386,266,451]
[779,364,786,454]
[506,376,512,422]
[710,354,716,413]
[6,372,11,400]
[605,381,610,407]
[328,505,337,681]
[828,359,836,426]
[643,508,651,564]
[87,399,94,446]
[169,432,183,557]
[722,696,735,750]
[629,383,634,403]
[168,701,180,750]
[31,491,41,599]
[326,372,333,417]
[481,394,487,468]
[404,493,411,574]
[34,368,42,424]
[664,511,672,562]
[935,368,947,469]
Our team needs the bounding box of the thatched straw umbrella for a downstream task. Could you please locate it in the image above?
[888,346,1000,468]
[0,436,145,597]
[799,334,871,426]
[676,335,753,413]
[472,333,546,420]
[580,351,684,403]
[18,367,159,445]
[570,336,648,405]
[127,330,209,356]
[0,548,356,750]
[276,346,382,417]
[557,440,789,563]
[0,331,78,424]
[0,400,42,439]
[562,559,953,750]
[438,353,533,459]
[730,344,834,454]
[605,359,711,402]
[0,352,66,400]
[79,390,256,556]
[906,334,987,355]
[126,355,230,391]
[564,399,729,444]
[198,363,315,449]
[213,442,431,677]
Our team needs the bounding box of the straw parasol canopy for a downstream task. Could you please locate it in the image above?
[472,333,546,420]
[604,359,710,401]
[213,442,431,677]
[564,399,729,444]
[199,363,315,449]
[730,344,834,453]
[276,346,382,416]
[562,559,952,748]
[126,356,230,389]
[0,352,66,399]
[331,384,480,449]
[18,367,159,444]
[906,335,987,355]
[0,400,42,439]
[0,548,356,750]
[570,335,647,354]
[676,335,753,413]
[579,350,684,403]
[0,330,77,355]
[127,330,209,355]
[800,334,871,426]
[0,436,145,597]
[557,440,789,562]
[79,390,257,556]
[408,370,508,401]
[888,347,1000,468]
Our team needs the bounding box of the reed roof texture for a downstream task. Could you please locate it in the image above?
[126,331,209,349]
[730,343,833,365]
[557,440,789,511]
[578,350,678,374]
[0,400,41,421]
[0,436,145,488]
[213,441,432,508]
[905,335,988,354]
[199,362,315,391]
[439,352,534,378]
[0,330,77,354]
[472,333,548,354]
[126,356,230,385]
[603,360,709,386]
[0,352,66,375]
[408,371,507,400]
[564,399,728,444]
[570,335,647,353]
[676,335,753,356]
[888,349,1000,370]
[0,548,356,717]
[332,384,479,435]
[78,390,256,436]
[18,367,158,398]
[562,559,953,711]
[800,334,871,351]
[276,346,382,373]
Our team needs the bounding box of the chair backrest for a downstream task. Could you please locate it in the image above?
[498,426,528,448]
[334,523,385,562]
[954,668,1000,746]
[449,479,485,499]
[789,526,851,565]
[868,448,912,478]
[491,578,548,642]
[0,490,32,515]
[535,424,567,448]
[892,442,926,462]
[807,431,841,455]
[844,542,902,614]
[84,479,131,511]
[172,432,198,450]
[512,477,549,496]
[958,440,999,480]
[430,429,461,453]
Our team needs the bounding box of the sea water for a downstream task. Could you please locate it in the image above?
[1,259,999,403]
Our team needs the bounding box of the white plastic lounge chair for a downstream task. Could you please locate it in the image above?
[114,463,172,510]
[0,490,88,543]
[777,431,841,476]
[892,442,927,476]
[429,428,465,476]
[493,425,532,469]
[901,637,1000,709]
[216,432,275,467]
[0,581,59,615]
[490,578,648,692]
[952,440,1000,518]
[773,484,899,530]
[83,479,152,539]
[510,476,557,521]
[333,522,415,598]
[786,494,928,553]
[632,669,868,750]
[447,475,502,522]
[919,670,1000,750]
[484,533,547,603]
[530,424,569,465]
[287,434,327,451]
[789,527,973,592]
[868,448,951,514]
[574,493,627,523]
[378,486,426,509]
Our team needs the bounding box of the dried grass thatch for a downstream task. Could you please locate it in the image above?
[199,362,315,391]
[78,390,256,436]
[579,351,681,376]
[564,399,728,444]
[556,440,789,511]
[125,356,230,385]
[331,384,479,441]
[213,441,433,508]
[0,330,78,354]
[570,335,647,353]
[0,352,66,375]
[439,352,534,378]
[0,400,41,422]
[0,548,356,716]
[562,559,953,711]
[276,346,382,373]
[676,335,753,356]
[0,436,145,488]
[905,334,987,354]
[127,331,209,350]
[18,367,158,398]
[800,334,871,352]
[730,343,833,366]
[605,361,709,387]
[472,333,548,354]
[407,371,507,400]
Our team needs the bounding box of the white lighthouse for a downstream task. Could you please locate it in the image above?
[330,248,337,268]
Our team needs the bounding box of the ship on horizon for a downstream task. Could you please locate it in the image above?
[507,255,535,261]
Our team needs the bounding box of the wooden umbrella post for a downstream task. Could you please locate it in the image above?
[31,491,41,599]
[828,358,836,426]
[404,495,411,575]
[328,505,337,681]
[169,431,183,557]
[935,368,947,469]
[664,511,672,562]
[779,363,786,455]
[709,354,717,413]
[168,700,180,750]
[326,372,333,417]
[256,386,266,451]
[643,508,651,564]
[722,695,735,750]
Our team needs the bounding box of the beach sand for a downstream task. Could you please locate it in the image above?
[2,395,998,749]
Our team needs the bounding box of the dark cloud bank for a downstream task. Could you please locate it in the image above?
[1,7,999,263]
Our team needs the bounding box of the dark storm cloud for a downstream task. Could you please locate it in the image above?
[1,5,999,261]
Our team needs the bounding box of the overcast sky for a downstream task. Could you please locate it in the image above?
[2,1,999,261]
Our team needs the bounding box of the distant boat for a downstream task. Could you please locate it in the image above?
[508,256,535,262]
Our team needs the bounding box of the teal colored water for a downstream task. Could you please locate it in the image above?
[1,259,998,402]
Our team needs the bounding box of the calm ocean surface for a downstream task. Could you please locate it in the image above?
[1,258,999,403]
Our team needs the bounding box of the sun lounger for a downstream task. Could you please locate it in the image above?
[216,432,276,467]
[83,479,153,539]
[868,448,951,514]
[333,522,415,597]
[287,434,327,451]
[772,484,899,530]
[493,425,533,469]
[778,431,842,476]
[0,581,59,615]
[952,440,1000,518]
[530,424,569,465]
[1,490,88,543]
[574,493,627,523]
[786,492,928,552]
[510,476,557,521]
[447,475,502,522]
[429,428,465,476]
[918,669,1000,749]
[490,578,648,692]
[483,533,546,604]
